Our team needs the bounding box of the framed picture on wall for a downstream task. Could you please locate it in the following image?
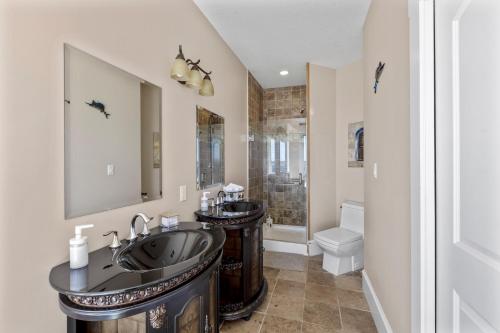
[348,121,364,168]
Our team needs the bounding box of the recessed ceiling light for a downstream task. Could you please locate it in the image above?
[280,70,289,76]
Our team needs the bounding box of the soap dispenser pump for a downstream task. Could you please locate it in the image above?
[201,192,210,211]
[69,224,94,269]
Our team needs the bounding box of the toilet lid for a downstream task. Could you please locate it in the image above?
[314,227,362,246]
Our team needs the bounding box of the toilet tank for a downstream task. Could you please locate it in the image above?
[340,201,364,235]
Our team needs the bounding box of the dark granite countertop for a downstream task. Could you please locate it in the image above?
[49,222,225,301]
[194,200,264,220]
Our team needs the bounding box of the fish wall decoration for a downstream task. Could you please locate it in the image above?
[85,100,110,119]
[373,62,386,94]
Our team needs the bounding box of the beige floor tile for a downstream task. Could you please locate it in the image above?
[344,270,362,277]
[337,289,369,312]
[256,290,271,314]
[220,313,265,333]
[306,270,336,286]
[307,260,327,273]
[302,322,339,333]
[277,269,307,283]
[264,267,281,281]
[308,255,323,262]
[334,274,362,292]
[303,300,341,330]
[264,252,308,272]
[267,294,304,321]
[261,315,301,333]
[340,307,377,333]
[305,282,338,305]
[268,277,279,292]
[273,280,305,298]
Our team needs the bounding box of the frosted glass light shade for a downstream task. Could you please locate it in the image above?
[170,58,188,81]
[186,67,203,88]
[199,75,214,96]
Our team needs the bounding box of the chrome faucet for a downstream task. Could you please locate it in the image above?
[217,191,225,205]
[128,213,153,241]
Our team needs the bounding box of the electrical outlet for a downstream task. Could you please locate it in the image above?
[179,185,187,202]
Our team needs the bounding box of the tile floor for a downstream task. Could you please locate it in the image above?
[220,252,377,333]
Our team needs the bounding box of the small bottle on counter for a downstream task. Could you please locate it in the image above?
[201,191,210,211]
[69,224,94,269]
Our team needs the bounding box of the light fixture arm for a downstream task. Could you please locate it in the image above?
[170,45,214,96]
[186,59,212,76]
[176,45,185,60]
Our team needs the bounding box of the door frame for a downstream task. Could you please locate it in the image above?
[409,0,436,332]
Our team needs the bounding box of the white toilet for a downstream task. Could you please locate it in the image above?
[313,201,364,276]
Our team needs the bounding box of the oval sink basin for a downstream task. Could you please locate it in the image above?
[222,201,260,213]
[117,230,213,272]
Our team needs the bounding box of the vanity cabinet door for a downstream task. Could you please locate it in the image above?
[244,220,264,303]
[207,270,219,332]
[219,229,243,310]
[66,272,218,333]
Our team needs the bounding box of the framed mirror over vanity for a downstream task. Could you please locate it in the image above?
[64,44,163,219]
[196,106,224,190]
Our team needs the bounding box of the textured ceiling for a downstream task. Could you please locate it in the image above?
[193,0,371,88]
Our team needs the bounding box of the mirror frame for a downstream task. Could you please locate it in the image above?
[196,105,225,190]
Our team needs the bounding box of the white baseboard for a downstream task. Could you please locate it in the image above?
[362,270,393,333]
[307,239,323,256]
[263,239,308,255]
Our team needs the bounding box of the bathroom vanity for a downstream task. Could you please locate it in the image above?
[195,201,266,321]
[49,222,225,333]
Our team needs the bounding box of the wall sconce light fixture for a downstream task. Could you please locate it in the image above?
[170,45,214,97]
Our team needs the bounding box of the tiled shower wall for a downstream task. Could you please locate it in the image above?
[263,85,306,120]
[248,73,264,201]
[248,74,307,226]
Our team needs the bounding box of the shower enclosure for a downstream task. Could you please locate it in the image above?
[248,74,308,244]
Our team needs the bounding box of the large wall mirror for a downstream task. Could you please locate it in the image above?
[196,106,224,189]
[64,44,162,218]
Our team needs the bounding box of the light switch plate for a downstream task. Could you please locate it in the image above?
[107,164,115,176]
[179,185,187,202]
[373,162,378,179]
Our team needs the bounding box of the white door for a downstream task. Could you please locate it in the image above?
[436,0,500,332]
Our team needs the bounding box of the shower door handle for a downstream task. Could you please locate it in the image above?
[298,173,303,185]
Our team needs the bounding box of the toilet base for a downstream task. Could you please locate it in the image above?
[322,251,364,276]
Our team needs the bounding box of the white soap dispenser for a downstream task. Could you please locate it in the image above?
[201,192,210,211]
[70,224,94,269]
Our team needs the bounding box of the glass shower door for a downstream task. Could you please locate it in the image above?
[264,118,307,230]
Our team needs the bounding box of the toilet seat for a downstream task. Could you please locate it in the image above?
[314,227,362,247]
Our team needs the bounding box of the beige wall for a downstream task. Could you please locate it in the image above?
[336,60,364,221]
[307,61,364,233]
[0,0,247,332]
[307,64,337,236]
[363,0,411,332]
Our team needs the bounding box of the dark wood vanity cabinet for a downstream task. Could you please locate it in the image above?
[67,267,220,333]
[50,224,226,333]
[195,202,267,321]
